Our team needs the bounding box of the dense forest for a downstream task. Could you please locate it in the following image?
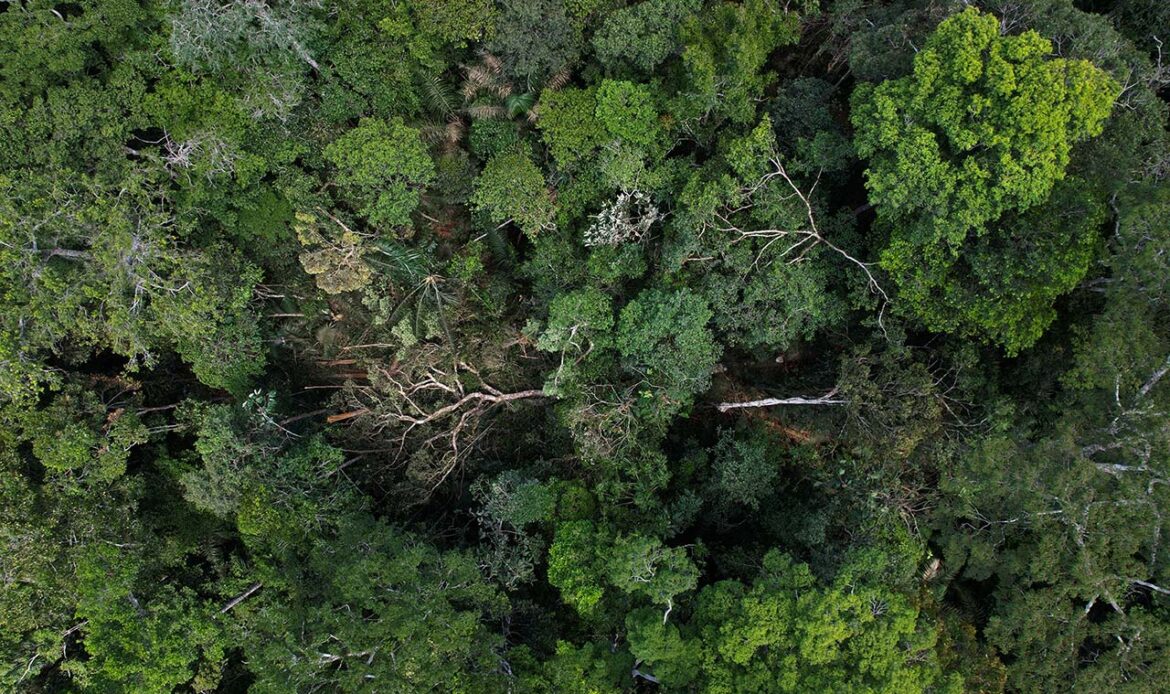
[1,0,1168,691]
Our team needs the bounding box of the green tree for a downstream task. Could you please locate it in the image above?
[852,7,1119,352]
[68,545,225,693]
[674,0,803,126]
[0,172,265,401]
[595,80,661,149]
[472,144,556,236]
[167,0,321,121]
[606,534,698,620]
[627,549,963,693]
[934,183,1170,692]
[488,0,581,87]
[323,117,435,229]
[592,0,701,74]
[547,520,609,615]
[239,514,508,692]
[536,87,607,168]
[615,288,721,417]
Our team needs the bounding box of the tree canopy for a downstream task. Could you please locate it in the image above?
[1,1,1167,692]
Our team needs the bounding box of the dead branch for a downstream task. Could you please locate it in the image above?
[716,388,844,413]
[219,582,263,614]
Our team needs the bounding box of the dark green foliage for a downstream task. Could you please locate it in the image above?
[239,514,508,692]
[489,0,581,87]
[592,0,702,74]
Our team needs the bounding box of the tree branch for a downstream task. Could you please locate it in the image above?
[716,388,843,413]
[220,582,263,614]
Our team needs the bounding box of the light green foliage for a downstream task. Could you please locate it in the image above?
[627,549,962,692]
[595,80,661,149]
[536,87,607,168]
[941,178,1104,351]
[534,640,631,694]
[616,288,721,413]
[472,144,556,236]
[294,210,375,294]
[69,545,225,693]
[324,117,435,229]
[852,7,1120,352]
[548,520,609,614]
[592,0,702,73]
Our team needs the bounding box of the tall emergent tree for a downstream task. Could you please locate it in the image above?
[852,7,1119,352]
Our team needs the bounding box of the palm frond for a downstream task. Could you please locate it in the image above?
[419,123,452,145]
[491,80,514,100]
[505,92,537,119]
[467,103,508,120]
[545,66,572,92]
[479,51,503,75]
[444,117,466,146]
[419,72,457,117]
[462,65,496,101]
[371,238,430,284]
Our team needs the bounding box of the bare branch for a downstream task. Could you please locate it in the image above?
[716,388,845,413]
[219,582,263,614]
